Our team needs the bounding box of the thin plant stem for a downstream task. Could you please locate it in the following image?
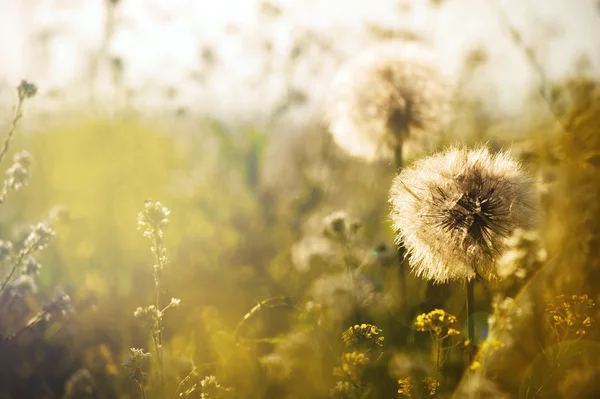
[394,143,408,317]
[174,366,197,399]
[137,381,147,399]
[466,279,475,364]
[0,310,49,346]
[466,280,475,342]
[435,337,442,390]
[0,98,25,166]
[0,237,41,297]
[151,231,165,391]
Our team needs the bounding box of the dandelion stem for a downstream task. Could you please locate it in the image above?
[435,337,442,391]
[394,143,408,316]
[466,278,475,363]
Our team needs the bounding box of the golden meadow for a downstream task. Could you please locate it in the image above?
[1,2,599,399]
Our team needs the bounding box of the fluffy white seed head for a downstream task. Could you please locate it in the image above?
[389,146,537,283]
[326,41,452,162]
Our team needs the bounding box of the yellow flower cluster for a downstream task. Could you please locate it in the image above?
[414,309,461,339]
[422,377,440,396]
[481,338,505,352]
[397,377,414,397]
[342,323,384,349]
[546,294,595,337]
[333,351,370,384]
[397,376,440,397]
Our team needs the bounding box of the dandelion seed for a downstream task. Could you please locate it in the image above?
[389,146,537,283]
[326,41,451,162]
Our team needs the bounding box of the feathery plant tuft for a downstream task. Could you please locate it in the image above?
[126,200,180,397]
[389,145,538,284]
[0,79,72,364]
[325,41,451,163]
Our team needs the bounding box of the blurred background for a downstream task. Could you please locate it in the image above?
[0,1,599,398]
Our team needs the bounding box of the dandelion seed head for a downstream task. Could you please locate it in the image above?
[322,210,362,243]
[309,272,378,323]
[389,146,537,283]
[291,235,337,273]
[326,41,452,162]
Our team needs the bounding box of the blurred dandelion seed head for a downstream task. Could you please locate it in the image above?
[291,234,339,273]
[309,272,378,323]
[390,146,537,283]
[322,210,362,243]
[325,41,452,162]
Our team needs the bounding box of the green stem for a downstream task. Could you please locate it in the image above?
[394,143,408,317]
[0,238,40,297]
[466,279,476,365]
[137,381,147,399]
[0,98,24,167]
[151,232,165,392]
[435,338,441,392]
[466,280,475,342]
